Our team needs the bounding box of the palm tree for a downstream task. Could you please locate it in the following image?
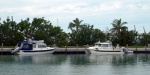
[110,19,128,45]
[110,19,128,35]
[68,18,83,32]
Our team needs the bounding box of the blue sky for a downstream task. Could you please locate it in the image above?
[0,0,150,33]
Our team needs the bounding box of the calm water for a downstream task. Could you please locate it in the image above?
[0,53,150,75]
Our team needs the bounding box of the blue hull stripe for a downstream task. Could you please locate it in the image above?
[22,49,54,52]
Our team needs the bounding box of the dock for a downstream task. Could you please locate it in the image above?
[131,48,150,54]
[124,48,150,54]
[1,47,150,55]
[0,48,15,55]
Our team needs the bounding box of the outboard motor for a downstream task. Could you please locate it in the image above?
[95,48,98,50]
[11,47,19,53]
[122,47,128,53]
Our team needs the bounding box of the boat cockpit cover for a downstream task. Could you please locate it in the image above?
[20,42,33,50]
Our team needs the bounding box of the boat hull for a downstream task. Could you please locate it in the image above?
[89,49,133,54]
[90,49,124,54]
[18,49,55,55]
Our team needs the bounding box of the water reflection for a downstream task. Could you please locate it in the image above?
[135,54,150,64]
[68,54,90,65]
[0,54,66,65]
[111,54,136,66]
[0,54,150,66]
[15,54,68,64]
[1,54,150,75]
[88,54,150,66]
[0,54,90,65]
[0,55,15,63]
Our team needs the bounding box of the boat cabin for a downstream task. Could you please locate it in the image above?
[16,40,48,51]
[94,41,113,48]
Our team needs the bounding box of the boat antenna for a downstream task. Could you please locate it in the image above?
[143,26,147,46]
[134,25,137,43]
[143,26,146,34]
[134,25,136,32]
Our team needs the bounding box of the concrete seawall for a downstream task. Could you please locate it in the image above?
[127,48,150,51]
[53,48,86,54]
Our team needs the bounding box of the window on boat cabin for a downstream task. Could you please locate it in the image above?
[21,44,32,50]
[22,44,29,48]
[101,44,108,47]
[95,44,101,46]
[38,45,47,48]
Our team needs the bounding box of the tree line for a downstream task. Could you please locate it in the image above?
[0,17,150,47]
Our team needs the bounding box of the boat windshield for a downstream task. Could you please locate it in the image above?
[95,44,101,46]
[101,44,109,47]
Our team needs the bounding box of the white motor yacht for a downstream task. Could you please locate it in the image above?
[88,41,132,54]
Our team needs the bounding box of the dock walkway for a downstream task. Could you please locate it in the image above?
[129,48,150,54]
[0,48,14,55]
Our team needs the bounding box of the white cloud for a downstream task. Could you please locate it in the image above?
[0,0,150,33]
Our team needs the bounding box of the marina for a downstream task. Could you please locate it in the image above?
[0,0,149,75]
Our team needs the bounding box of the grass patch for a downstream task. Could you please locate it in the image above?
[127,46,145,48]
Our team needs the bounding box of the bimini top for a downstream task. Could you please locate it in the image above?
[19,41,33,50]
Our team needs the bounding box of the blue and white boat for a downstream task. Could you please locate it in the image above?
[12,39,55,55]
